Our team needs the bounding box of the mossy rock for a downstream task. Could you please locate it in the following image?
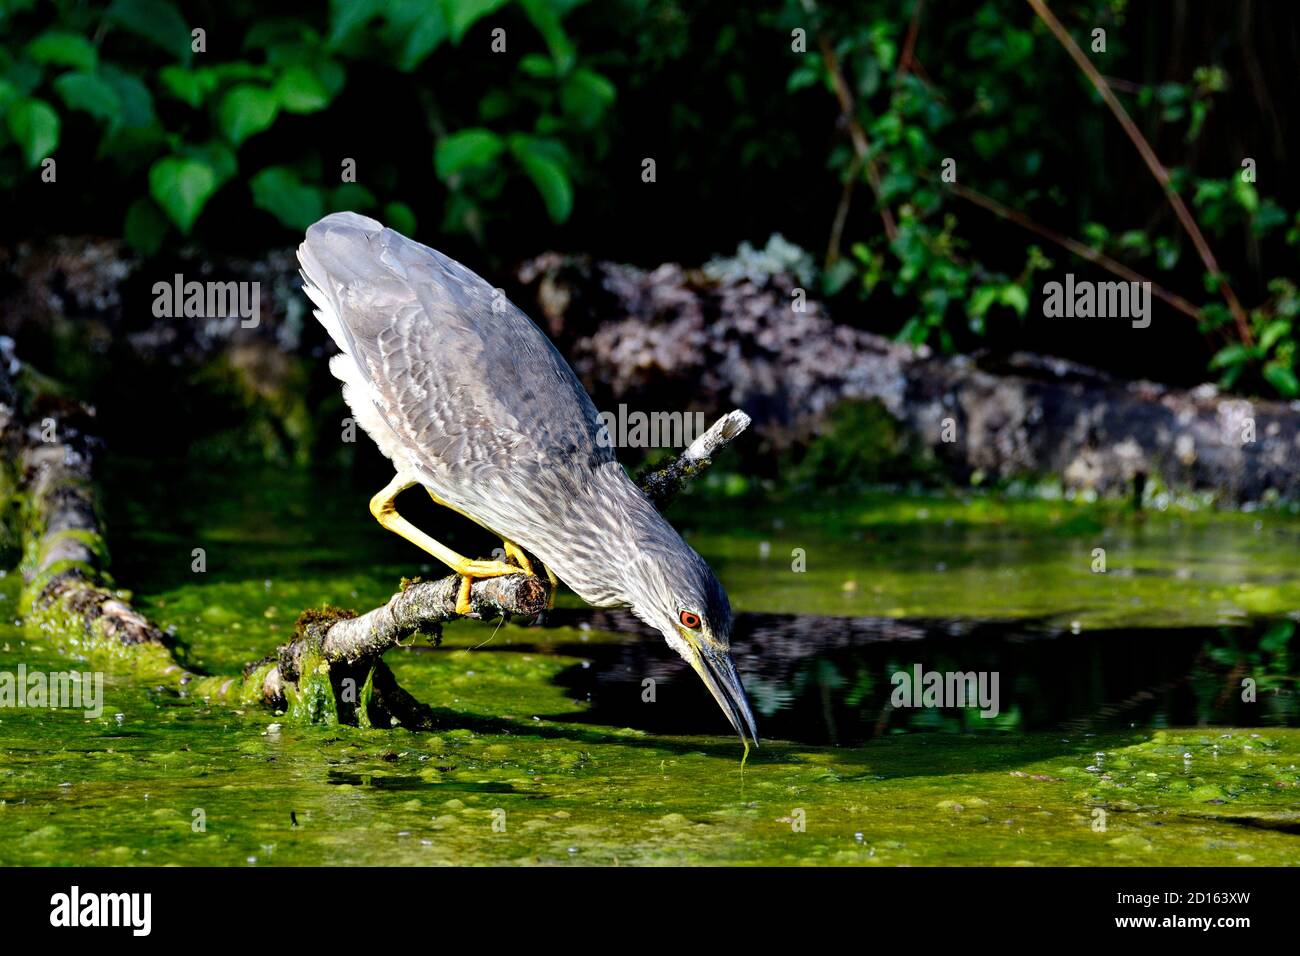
[788,399,938,490]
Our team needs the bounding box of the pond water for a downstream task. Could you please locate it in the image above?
[1,463,1297,865]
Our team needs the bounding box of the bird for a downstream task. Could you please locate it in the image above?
[297,212,758,745]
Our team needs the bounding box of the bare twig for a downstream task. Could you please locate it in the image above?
[823,0,929,265]
[897,0,925,80]
[1026,0,1253,346]
[817,34,899,244]
[826,152,864,267]
[1099,74,1145,95]
[944,179,1205,322]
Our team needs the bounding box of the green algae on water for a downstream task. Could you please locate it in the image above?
[3,464,1299,865]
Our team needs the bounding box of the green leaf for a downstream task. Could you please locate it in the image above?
[331,182,377,212]
[1218,362,1244,391]
[1208,343,1250,370]
[148,155,217,233]
[53,72,121,124]
[1263,362,1300,398]
[1192,179,1227,209]
[818,260,853,297]
[314,60,347,98]
[107,0,193,63]
[1155,82,1187,106]
[560,68,615,124]
[212,63,274,84]
[787,62,820,93]
[518,0,573,71]
[896,316,925,345]
[1253,200,1288,238]
[328,0,385,46]
[100,65,156,129]
[6,98,60,167]
[1185,99,1207,142]
[1154,236,1180,271]
[1259,319,1291,354]
[1082,222,1109,248]
[123,197,168,255]
[998,284,1029,317]
[0,80,18,111]
[159,66,218,108]
[518,53,555,78]
[4,59,42,97]
[383,200,417,236]
[26,32,98,71]
[434,128,504,178]
[1233,179,1259,215]
[179,140,237,185]
[511,137,572,223]
[508,133,569,166]
[1260,620,1296,653]
[385,0,448,70]
[250,166,325,231]
[274,65,330,113]
[217,85,279,145]
[1116,230,1150,254]
[444,0,510,45]
[968,285,998,319]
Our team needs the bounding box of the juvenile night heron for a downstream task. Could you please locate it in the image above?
[298,212,758,745]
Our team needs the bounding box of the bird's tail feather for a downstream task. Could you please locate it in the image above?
[297,212,387,378]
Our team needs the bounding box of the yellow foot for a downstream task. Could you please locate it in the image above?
[502,539,535,575]
[458,562,556,616]
[454,558,524,616]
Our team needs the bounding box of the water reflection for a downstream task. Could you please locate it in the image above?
[533,610,1298,746]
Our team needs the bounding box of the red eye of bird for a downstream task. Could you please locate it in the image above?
[679,611,701,629]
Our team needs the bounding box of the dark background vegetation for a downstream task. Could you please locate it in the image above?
[1,0,1297,396]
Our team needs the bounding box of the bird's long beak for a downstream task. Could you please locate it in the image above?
[689,647,760,747]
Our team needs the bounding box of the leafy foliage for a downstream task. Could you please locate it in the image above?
[0,0,1297,399]
[776,0,1300,398]
[0,0,610,246]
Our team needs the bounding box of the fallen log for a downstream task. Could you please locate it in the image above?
[1,340,173,671]
[518,252,1300,503]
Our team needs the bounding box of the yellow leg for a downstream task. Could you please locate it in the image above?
[370,474,520,613]
[421,488,537,575]
[542,563,558,610]
[501,538,535,575]
[456,575,474,616]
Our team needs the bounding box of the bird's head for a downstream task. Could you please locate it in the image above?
[623,546,758,747]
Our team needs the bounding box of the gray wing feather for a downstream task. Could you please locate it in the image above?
[299,213,613,497]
